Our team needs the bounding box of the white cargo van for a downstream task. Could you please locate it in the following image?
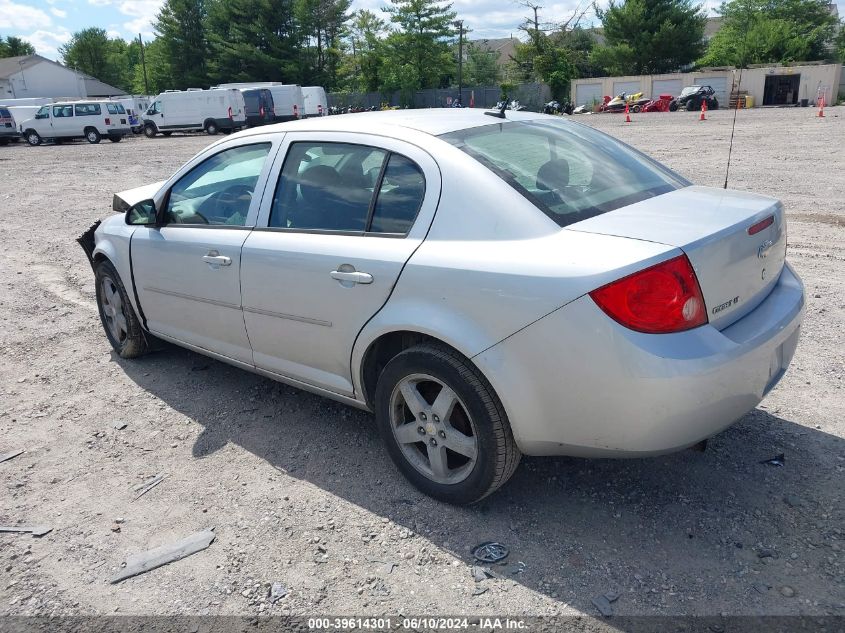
[20,101,131,146]
[142,89,246,137]
[112,95,151,133]
[215,82,303,123]
[302,86,328,117]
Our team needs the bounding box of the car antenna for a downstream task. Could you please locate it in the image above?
[485,94,508,119]
[723,25,749,189]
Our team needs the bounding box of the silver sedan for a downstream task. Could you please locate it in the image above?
[79,110,804,504]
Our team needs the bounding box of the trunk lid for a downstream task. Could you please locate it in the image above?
[567,185,786,329]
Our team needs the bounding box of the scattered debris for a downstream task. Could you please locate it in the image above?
[384,561,398,575]
[757,548,778,559]
[269,581,288,603]
[591,594,614,617]
[783,494,803,508]
[497,561,526,577]
[472,542,509,563]
[111,523,122,533]
[132,473,165,501]
[113,421,128,430]
[0,525,52,537]
[110,528,216,583]
[472,565,494,582]
[779,585,796,598]
[760,453,785,466]
[472,586,489,596]
[0,449,24,464]
[604,591,620,603]
[753,582,771,594]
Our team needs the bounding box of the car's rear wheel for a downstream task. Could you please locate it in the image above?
[686,99,698,111]
[85,128,101,144]
[374,344,521,504]
[162,131,172,137]
[710,98,719,110]
[94,260,148,359]
[25,130,41,146]
[143,123,157,138]
[108,134,123,143]
[205,120,219,135]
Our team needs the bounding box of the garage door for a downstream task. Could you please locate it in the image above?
[695,77,728,106]
[575,83,603,107]
[613,80,641,97]
[652,79,682,98]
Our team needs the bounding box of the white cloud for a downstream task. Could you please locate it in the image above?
[20,28,71,59]
[50,6,67,17]
[83,0,163,37]
[0,0,53,30]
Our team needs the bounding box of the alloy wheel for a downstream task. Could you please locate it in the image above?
[389,373,478,485]
[100,276,128,344]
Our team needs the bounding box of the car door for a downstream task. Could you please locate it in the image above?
[51,104,75,137]
[240,132,440,396]
[131,137,281,364]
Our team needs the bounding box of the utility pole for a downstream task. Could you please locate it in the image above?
[138,33,149,95]
[455,20,464,106]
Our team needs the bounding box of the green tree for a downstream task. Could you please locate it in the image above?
[463,41,499,85]
[0,36,36,58]
[132,37,173,94]
[60,28,131,90]
[509,33,577,100]
[295,0,352,88]
[342,9,387,92]
[381,0,457,94]
[206,0,300,84]
[153,0,209,88]
[591,0,707,74]
[699,0,838,66]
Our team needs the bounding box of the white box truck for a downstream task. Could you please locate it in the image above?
[215,82,304,123]
[142,88,246,137]
[302,86,328,117]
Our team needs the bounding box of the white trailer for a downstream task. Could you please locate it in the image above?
[302,86,328,117]
[215,82,304,123]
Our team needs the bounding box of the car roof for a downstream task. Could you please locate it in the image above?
[233,108,550,139]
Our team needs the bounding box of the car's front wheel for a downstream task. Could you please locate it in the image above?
[94,260,148,358]
[25,130,42,146]
[374,344,521,504]
[85,128,101,144]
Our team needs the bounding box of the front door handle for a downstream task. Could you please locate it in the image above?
[330,269,373,285]
[203,251,231,267]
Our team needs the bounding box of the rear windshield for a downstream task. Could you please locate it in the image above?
[439,119,688,227]
[0,108,10,118]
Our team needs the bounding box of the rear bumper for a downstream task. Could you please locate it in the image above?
[474,262,804,457]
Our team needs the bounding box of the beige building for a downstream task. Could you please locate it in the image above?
[0,55,125,100]
[570,62,842,108]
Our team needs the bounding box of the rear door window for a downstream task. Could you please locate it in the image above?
[369,154,425,234]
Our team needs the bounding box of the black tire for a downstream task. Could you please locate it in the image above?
[162,131,172,137]
[94,259,148,359]
[143,123,157,138]
[632,104,641,113]
[710,98,719,110]
[25,130,42,146]
[686,98,698,112]
[374,343,521,504]
[85,128,101,144]
[669,101,678,112]
[108,135,123,143]
[205,120,219,135]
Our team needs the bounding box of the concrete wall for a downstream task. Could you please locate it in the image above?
[571,63,842,107]
[1,61,87,100]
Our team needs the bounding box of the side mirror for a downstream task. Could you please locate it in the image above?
[35,113,47,120]
[126,199,158,226]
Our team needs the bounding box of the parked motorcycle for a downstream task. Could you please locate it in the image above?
[543,100,573,115]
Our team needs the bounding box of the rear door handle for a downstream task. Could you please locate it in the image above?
[202,251,231,267]
[330,270,373,284]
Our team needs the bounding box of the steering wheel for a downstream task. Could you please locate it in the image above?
[203,184,253,219]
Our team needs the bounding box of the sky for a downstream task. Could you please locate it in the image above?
[0,0,841,61]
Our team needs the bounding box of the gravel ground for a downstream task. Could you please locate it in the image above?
[0,107,843,624]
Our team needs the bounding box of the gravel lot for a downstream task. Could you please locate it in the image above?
[1,107,843,624]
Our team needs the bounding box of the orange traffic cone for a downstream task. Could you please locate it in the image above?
[817,95,825,118]
[699,100,707,121]
[624,102,631,123]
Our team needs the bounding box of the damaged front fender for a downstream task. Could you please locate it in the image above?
[77,220,101,269]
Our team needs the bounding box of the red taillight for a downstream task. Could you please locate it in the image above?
[747,215,774,235]
[228,106,233,119]
[589,255,707,334]
[293,104,299,118]
[318,104,323,115]
[105,117,111,125]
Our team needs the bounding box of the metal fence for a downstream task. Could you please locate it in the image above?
[328,83,552,112]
